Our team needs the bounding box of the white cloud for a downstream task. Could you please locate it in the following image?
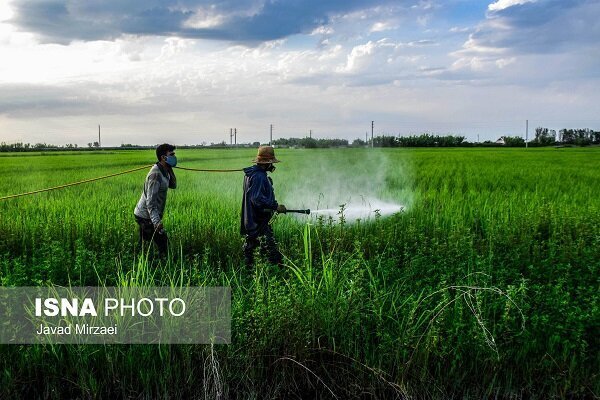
[447,0,600,84]
[337,39,400,74]
[183,7,226,29]
[407,39,436,47]
[157,38,195,61]
[449,26,471,33]
[488,0,537,12]
[370,21,395,33]
[495,57,515,68]
[310,25,334,36]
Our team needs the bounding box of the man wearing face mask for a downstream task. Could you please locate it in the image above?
[241,146,286,268]
[134,143,177,256]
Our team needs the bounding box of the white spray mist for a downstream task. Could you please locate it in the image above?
[276,148,411,222]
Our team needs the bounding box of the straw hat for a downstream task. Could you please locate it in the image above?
[253,146,280,163]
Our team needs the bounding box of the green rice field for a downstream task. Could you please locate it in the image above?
[0,147,598,398]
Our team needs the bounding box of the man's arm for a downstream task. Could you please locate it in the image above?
[144,172,163,227]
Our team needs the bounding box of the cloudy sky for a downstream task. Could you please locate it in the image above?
[1,0,599,146]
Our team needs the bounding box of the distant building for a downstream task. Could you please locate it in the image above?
[495,137,505,145]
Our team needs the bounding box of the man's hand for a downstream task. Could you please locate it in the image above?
[277,204,287,214]
[154,222,164,233]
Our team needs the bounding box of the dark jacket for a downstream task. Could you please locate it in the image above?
[240,165,278,236]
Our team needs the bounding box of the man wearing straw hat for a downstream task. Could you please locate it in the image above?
[241,146,287,268]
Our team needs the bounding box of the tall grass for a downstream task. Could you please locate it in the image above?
[0,147,598,398]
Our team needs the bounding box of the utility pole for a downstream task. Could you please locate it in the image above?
[270,124,273,145]
[526,119,528,149]
[477,134,480,144]
[371,121,374,148]
[98,124,101,147]
[365,132,368,144]
[309,129,312,139]
[234,128,237,145]
[230,128,233,145]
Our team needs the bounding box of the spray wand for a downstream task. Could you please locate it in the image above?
[281,209,311,214]
[263,208,311,215]
[262,208,310,226]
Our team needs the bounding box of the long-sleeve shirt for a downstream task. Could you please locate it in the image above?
[134,163,176,225]
[240,165,278,236]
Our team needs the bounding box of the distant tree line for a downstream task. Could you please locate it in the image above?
[501,136,526,147]
[272,137,349,148]
[376,134,467,147]
[0,142,146,152]
[0,142,73,152]
[556,128,600,145]
[2,127,599,152]
[273,129,599,148]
